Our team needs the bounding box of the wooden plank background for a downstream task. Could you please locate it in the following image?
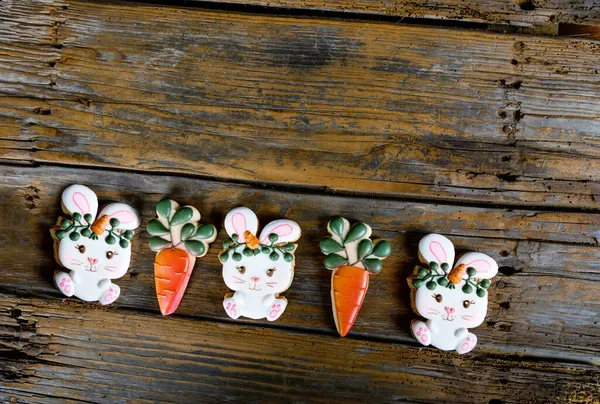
[2,1,600,208]
[1,0,599,402]
[186,0,600,30]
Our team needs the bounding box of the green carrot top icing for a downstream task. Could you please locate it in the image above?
[320,216,391,273]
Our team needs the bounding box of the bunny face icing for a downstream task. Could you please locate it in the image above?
[220,207,301,321]
[57,230,133,280]
[414,280,488,330]
[51,185,140,304]
[223,250,295,297]
[409,234,498,354]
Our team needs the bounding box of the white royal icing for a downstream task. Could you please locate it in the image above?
[411,234,498,354]
[52,185,140,304]
[221,207,301,321]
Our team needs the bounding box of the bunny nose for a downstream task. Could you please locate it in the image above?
[444,306,455,315]
[250,277,260,283]
[88,257,98,265]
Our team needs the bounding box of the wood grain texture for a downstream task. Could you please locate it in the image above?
[1,294,599,403]
[1,165,599,364]
[184,0,600,29]
[1,0,600,209]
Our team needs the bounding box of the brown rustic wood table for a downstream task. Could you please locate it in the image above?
[1,0,600,402]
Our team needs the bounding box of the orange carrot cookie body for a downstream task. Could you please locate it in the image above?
[320,217,391,337]
[147,199,217,315]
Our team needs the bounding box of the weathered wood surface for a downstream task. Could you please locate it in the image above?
[1,165,599,365]
[183,0,600,29]
[1,295,599,403]
[2,0,600,209]
[2,0,600,402]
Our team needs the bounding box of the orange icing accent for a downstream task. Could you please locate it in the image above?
[154,248,192,316]
[244,230,260,250]
[448,263,466,285]
[332,265,370,337]
[90,215,110,235]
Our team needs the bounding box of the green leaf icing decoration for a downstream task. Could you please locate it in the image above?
[362,258,382,274]
[180,223,196,241]
[147,219,169,236]
[146,199,216,258]
[194,223,216,240]
[324,253,348,269]
[371,240,391,258]
[184,240,206,256]
[357,239,373,260]
[329,216,345,238]
[411,260,490,296]
[320,217,391,275]
[320,237,344,254]
[149,236,171,250]
[170,207,194,226]
[156,198,172,219]
[344,223,368,244]
[220,252,229,263]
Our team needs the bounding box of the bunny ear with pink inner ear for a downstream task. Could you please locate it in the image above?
[259,219,301,244]
[61,184,99,222]
[98,203,141,230]
[455,252,498,279]
[224,207,259,242]
[418,234,455,269]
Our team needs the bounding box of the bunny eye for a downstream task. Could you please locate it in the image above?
[236,266,246,274]
[433,294,443,303]
[463,300,475,308]
[106,251,118,260]
[266,268,276,277]
[75,245,86,254]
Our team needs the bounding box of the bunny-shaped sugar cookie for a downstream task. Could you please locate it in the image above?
[409,234,498,354]
[51,185,140,304]
[219,207,301,321]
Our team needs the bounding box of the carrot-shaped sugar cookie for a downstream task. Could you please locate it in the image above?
[408,234,498,354]
[147,199,217,315]
[320,217,391,337]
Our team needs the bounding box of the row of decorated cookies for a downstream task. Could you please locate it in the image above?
[51,185,498,354]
